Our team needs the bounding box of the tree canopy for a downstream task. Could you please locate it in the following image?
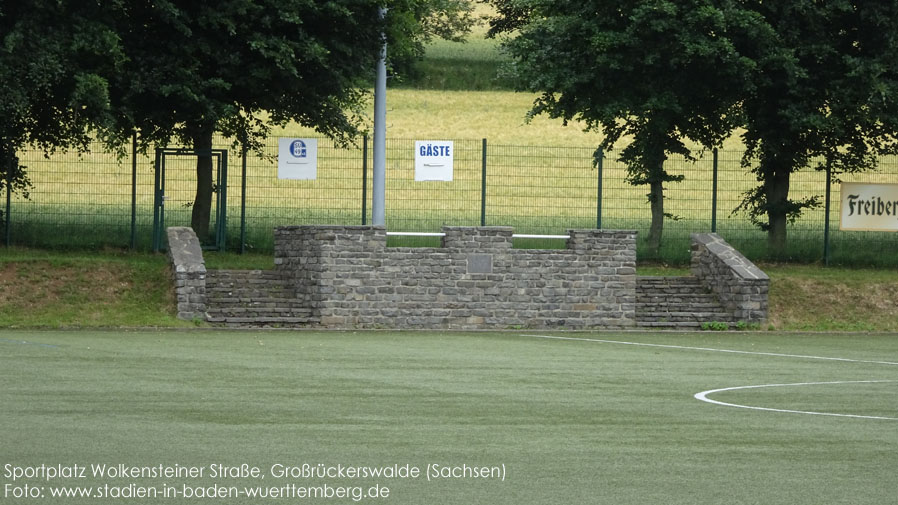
[0,0,122,211]
[493,0,763,253]
[736,0,898,255]
[492,0,898,256]
[3,0,473,240]
[104,0,475,239]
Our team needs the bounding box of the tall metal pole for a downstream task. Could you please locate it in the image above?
[372,7,387,227]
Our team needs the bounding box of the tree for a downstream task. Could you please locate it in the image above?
[484,0,530,38]
[490,0,762,254]
[388,0,476,79]
[101,0,398,241]
[0,1,122,222]
[103,0,475,242]
[736,1,898,257]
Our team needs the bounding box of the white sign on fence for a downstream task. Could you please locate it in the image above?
[278,138,317,180]
[840,182,898,232]
[415,140,453,181]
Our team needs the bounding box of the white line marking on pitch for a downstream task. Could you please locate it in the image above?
[521,334,898,366]
[694,381,898,420]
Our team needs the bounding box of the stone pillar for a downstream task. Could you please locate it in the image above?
[166,227,207,320]
[275,225,387,325]
[567,229,638,326]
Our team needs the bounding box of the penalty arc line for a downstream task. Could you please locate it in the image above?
[694,381,898,420]
[522,335,898,420]
[520,334,898,366]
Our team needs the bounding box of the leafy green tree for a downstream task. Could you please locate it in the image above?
[0,1,122,221]
[491,0,761,254]
[736,1,898,257]
[104,0,475,241]
[104,0,397,240]
[483,0,530,38]
[390,0,476,80]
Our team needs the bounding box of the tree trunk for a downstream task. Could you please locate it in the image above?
[0,147,9,226]
[764,168,790,259]
[190,124,215,241]
[645,154,666,256]
[647,178,664,255]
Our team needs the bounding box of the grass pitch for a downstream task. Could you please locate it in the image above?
[2,330,896,504]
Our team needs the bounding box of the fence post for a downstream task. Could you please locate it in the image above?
[362,135,368,225]
[219,151,228,252]
[152,149,161,253]
[481,138,487,226]
[240,142,247,254]
[4,158,11,247]
[596,147,604,229]
[823,159,832,266]
[130,133,137,250]
[711,148,718,233]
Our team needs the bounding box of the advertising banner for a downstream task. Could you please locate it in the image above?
[840,182,898,231]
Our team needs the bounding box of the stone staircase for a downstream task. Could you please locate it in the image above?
[205,272,736,330]
[204,270,317,327]
[636,276,735,329]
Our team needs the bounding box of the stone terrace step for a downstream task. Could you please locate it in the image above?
[637,276,707,290]
[204,296,308,307]
[205,269,295,299]
[635,321,704,329]
[206,306,313,317]
[205,316,319,328]
[636,311,735,322]
[204,269,316,327]
[636,275,735,325]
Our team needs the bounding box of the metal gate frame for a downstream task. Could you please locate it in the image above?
[152,148,228,252]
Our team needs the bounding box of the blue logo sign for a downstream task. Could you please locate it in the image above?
[289,140,307,158]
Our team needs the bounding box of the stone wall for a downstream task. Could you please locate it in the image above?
[690,233,769,324]
[275,225,637,329]
[166,226,207,320]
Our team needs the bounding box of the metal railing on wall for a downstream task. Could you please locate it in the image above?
[3,135,898,265]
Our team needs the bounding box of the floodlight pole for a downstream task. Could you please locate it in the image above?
[372,6,388,227]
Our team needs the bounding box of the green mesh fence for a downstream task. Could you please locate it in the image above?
[4,135,898,266]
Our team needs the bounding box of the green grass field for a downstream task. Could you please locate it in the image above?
[2,330,896,504]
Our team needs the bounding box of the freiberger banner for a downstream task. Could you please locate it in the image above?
[840,182,898,232]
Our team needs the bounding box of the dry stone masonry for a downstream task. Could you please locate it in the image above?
[635,276,736,329]
[273,226,638,329]
[690,233,769,324]
[165,226,769,329]
[204,269,315,326]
